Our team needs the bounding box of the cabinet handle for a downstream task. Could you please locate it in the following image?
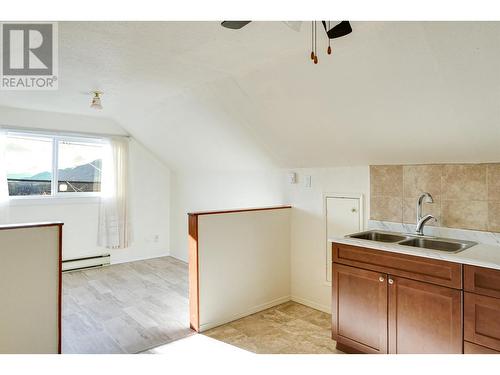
[379,276,385,282]
[388,278,394,285]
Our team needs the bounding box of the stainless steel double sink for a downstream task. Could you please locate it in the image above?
[345,230,477,253]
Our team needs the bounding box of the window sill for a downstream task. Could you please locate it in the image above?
[8,195,101,206]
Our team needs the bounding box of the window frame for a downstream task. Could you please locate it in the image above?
[5,130,107,200]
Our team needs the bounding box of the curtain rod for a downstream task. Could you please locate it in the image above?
[0,125,131,140]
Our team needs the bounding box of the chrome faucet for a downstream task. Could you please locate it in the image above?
[415,192,436,236]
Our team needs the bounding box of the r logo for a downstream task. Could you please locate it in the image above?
[2,23,53,76]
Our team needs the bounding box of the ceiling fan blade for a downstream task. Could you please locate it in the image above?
[321,21,352,39]
[221,21,251,30]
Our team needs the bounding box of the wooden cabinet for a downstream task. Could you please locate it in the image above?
[332,263,387,353]
[332,243,463,354]
[464,292,500,351]
[463,265,500,352]
[333,242,462,288]
[464,265,500,299]
[388,276,462,353]
[464,341,500,354]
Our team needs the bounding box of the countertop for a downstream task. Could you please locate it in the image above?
[330,235,500,271]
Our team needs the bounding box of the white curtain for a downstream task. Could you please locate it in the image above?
[0,129,10,224]
[98,137,130,249]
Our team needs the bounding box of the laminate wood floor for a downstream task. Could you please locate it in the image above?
[62,256,193,354]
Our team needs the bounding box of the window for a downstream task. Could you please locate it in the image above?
[5,132,105,197]
[6,135,53,196]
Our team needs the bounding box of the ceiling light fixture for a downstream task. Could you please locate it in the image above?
[90,91,103,110]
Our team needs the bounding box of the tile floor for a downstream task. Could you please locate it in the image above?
[201,301,342,354]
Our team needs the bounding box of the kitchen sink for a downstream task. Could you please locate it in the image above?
[345,230,477,254]
[347,231,408,243]
[398,237,476,253]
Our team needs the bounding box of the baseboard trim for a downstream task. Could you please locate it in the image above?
[291,295,331,314]
[199,295,291,332]
[110,251,170,265]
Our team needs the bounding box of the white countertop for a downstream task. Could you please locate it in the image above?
[330,235,500,271]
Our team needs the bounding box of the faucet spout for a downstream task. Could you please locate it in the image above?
[415,192,435,235]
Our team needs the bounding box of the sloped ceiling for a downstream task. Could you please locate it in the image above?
[1,21,499,170]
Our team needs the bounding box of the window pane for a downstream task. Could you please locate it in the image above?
[6,135,53,196]
[57,141,103,193]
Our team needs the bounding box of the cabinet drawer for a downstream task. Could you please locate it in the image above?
[464,341,500,354]
[464,265,500,299]
[464,292,500,351]
[332,243,462,289]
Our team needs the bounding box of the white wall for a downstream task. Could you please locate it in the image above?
[0,225,60,353]
[170,169,286,262]
[285,167,370,312]
[1,106,171,264]
[170,166,370,315]
[198,208,291,331]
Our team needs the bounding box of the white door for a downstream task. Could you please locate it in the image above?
[325,196,362,282]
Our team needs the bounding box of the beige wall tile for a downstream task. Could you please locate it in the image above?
[488,202,500,232]
[403,197,441,226]
[442,164,487,201]
[371,163,500,232]
[441,200,488,231]
[370,196,403,222]
[403,164,442,198]
[487,164,500,201]
[370,165,403,197]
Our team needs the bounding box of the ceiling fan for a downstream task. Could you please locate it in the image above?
[221,20,351,37]
[221,21,352,64]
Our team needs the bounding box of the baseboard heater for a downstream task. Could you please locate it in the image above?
[62,254,111,272]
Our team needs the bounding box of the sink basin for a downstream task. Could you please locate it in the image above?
[347,231,408,243]
[345,230,477,254]
[398,237,476,253]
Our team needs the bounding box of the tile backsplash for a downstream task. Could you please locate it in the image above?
[370,163,500,232]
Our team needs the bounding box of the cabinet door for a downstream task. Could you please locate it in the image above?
[332,263,387,353]
[388,276,462,353]
[464,292,500,351]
